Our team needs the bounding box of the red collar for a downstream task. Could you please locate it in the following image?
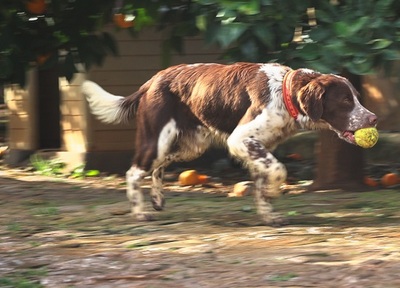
[282,70,299,120]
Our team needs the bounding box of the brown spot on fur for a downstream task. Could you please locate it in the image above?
[243,139,267,160]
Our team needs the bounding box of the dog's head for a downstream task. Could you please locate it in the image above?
[296,74,377,144]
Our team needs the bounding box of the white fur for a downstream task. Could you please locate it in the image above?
[156,119,179,164]
[260,64,287,111]
[126,166,147,218]
[82,80,124,123]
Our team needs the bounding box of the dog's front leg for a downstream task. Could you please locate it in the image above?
[244,138,288,226]
[252,168,288,226]
[228,135,288,226]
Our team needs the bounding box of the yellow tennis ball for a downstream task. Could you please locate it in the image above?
[354,127,379,148]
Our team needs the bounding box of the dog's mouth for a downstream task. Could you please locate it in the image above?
[341,130,356,144]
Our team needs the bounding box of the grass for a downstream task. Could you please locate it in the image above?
[269,273,298,282]
[30,155,65,177]
[29,155,100,178]
[32,207,59,217]
[0,268,47,288]
[7,222,22,232]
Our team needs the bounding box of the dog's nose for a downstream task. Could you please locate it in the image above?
[369,114,378,126]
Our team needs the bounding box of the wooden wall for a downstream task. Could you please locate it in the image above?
[4,70,38,151]
[59,71,89,152]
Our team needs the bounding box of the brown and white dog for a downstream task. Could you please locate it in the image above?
[82,62,377,226]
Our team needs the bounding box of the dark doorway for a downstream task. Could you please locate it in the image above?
[37,67,61,149]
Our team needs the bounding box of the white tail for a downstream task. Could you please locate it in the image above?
[81,81,124,124]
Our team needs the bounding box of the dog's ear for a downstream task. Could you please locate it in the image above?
[297,80,325,122]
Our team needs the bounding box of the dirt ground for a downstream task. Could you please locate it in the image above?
[1,165,400,288]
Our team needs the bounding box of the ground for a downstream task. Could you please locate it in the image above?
[1,164,400,288]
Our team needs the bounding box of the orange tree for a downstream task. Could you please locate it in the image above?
[2,0,399,86]
[1,0,111,85]
[0,0,154,86]
[0,0,185,86]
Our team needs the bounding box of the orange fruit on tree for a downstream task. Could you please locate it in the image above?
[36,53,51,65]
[381,173,399,187]
[26,0,46,14]
[113,13,134,28]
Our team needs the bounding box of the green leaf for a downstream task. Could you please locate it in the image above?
[309,27,332,42]
[369,39,393,50]
[382,49,400,60]
[333,17,369,38]
[240,39,259,62]
[345,57,374,75]
[237,0,260,15]
[85,170,100,177]
[349,16,369,33]
[216,8,236,20]
[315,9,334,23]
[261,0,273,5]
[297,44,320,61]
[305,59,335,74]
[203,20,220,46]
[216,22,249,48]
[252,24,275,50]
[72,165,85,174]
[374,0,396,17]
[196,15,207,31]
[196,0,217,4]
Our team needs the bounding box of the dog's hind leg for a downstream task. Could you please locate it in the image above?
[150,126,213,212]
[146,119,180,212]
[150,166,166,211]
[126,165,152,221]
[126,116,178,220]
[127,118,181,218]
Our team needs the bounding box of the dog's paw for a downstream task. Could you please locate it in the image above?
[151,195,165,211]
[135,212,155,221]
[262,213,289,227]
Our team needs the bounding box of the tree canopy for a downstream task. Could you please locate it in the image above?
[1,0,399,87]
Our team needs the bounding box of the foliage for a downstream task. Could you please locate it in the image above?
[30,155,100,178]
[297,0,400,74]
[0,0,114,86]
[1,0,399,86]
[70,164,100,179]
[117,0,400,74]
[30,154,65,176]
[165,0,400,74]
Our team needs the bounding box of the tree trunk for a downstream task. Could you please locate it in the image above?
[310,130,365,190]
[309,72,366,191]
